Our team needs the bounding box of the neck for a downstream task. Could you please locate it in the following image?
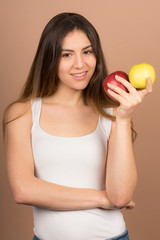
[46,85,85,107]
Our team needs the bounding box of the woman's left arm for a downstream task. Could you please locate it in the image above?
[106,75,152,208]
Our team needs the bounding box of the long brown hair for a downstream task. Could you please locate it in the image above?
[3,12,136,139]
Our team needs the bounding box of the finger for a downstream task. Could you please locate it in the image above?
[126,201,136,210]
[107,86,142,108]
[126,206,134,210]
[146,77,153,92]
[130,201,136,207]
[115,75,137,94]
[138,77,153,98]
[127,200,135,206]
[107,83,129,99]
[107,89,130,105]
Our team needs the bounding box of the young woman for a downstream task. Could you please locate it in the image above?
[3,12,152,240]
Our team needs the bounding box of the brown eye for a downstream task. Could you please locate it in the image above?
[62,53,72,57]
[84,50,92,55]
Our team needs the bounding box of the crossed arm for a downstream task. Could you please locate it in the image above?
[6,77,152,211]
[5,100,137,211]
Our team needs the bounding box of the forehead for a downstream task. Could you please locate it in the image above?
[61,30,91,49]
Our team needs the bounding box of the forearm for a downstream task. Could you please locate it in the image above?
[106,119,137,207]
[13,176,113,211]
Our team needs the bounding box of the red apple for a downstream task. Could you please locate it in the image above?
[103,71,129,101]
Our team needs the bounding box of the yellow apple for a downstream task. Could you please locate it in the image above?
[129,63,156,89]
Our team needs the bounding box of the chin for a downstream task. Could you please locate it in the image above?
[73,81,90,91]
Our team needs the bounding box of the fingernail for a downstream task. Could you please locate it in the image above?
[148,77,152,83]
[115,75,121,80]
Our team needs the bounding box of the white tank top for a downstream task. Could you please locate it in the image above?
[31,98,126,240]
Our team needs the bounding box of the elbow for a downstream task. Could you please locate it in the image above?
[107,192,133,208]
[12,184,29,204]
[112,197,131,208]
[106,180,137,208]
[13,188,25,204]
[14,195,23,204]
[10,177,35,204]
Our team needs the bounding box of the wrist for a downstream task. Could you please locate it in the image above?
[85,189,106,208]
[98,191,115,209]
[98,191,107,208]
[115,117,131,124]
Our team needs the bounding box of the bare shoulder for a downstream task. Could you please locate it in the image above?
[6,101,31,120]
[6,100,32,132]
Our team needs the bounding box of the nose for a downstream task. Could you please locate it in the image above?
[73,54,84,69]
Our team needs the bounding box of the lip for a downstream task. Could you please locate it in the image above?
[71,71,87,80]
[71,71,87,76]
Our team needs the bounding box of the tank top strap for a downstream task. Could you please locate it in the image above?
[30,98,42,125]
[99,108,113,139]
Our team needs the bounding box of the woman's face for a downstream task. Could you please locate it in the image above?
[57,30,97,91]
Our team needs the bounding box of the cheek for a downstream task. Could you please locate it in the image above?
[58,61,70,77]
[89,61,96,74]
[88,57,97,70]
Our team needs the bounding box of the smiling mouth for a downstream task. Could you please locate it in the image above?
[71,71,87,77]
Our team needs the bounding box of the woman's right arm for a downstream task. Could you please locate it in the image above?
[5,102,115,211]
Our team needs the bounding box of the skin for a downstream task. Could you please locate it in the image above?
[106,75,152,207]
[5,30,152,212]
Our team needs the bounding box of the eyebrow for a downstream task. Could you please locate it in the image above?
[61,45,92,52]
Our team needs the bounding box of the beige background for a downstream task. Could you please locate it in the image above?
[0,0,160,239]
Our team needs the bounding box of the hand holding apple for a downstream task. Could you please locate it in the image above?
[103,63,155,101]
[103,65,153,120]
